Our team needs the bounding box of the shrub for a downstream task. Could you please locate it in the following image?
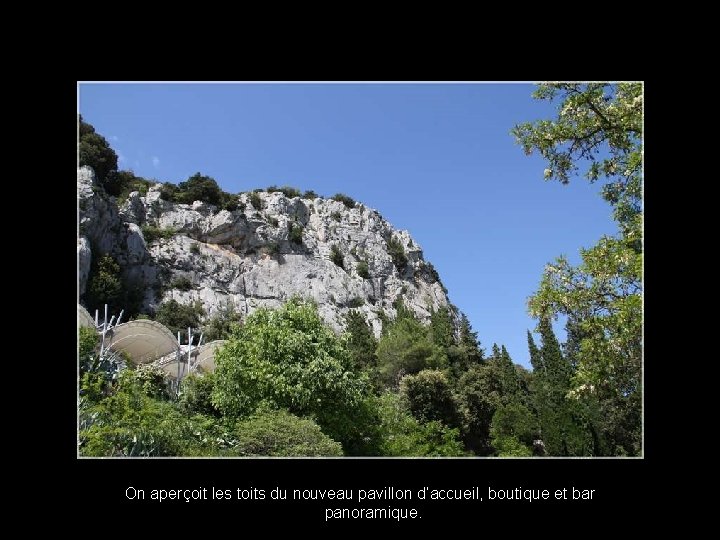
[175,173,223,206]
[267,216,279,227]
[249,192,263,210]
[356,260,370,279]
[289,223,303,244]
[179,373,219,417]
[141,225,177,243]
[330,244,344,268]
[84,254,123,316]
[332,193,356,209]
[159,182,178,201]
[387,237,408,269]
[302,190,318,200]
[105,170,151,200]
[267,185,301,198]
[260,242,279,256]
[78,116,118,186]
[348,297,364,308]
[229,409,343,457]
[154,299,205,343]
[202,300,243,341]
[331,211,342,222]
[189,243,200,254]
[171,275,193,291]
[220,194,239,212]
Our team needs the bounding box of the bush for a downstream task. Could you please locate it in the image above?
[330,244,344,268]
[332,193,356,209]
[229,409,343,457]
[105,170,151,200]
[141,225,177,243]
[84,254,123,316]
[267,185,301,198]
[267,216,279,227]
[220,194,239,212]
[331,211,342,222]
[179,373,219,417]
[249,192,263,210]
[302,190,318,199]
[171,275,193,291]
[189,243,200,254]
[79,116,118,186]
[356,260,370,279]
[159,182,178,201]
[260,242,279,256]
[154,299,205,343]
[175,173,223,206]
[387,237,408,269]
[348,297,364,308]
[202,300,243,341]
[289,223,303,244]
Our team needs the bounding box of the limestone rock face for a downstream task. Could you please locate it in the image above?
[77,168,453,336]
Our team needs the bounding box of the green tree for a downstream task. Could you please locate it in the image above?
[201,300,242,342]
[400,369,459,428]
[531,318,590,456]
[84,254,123,315]
[490,402,537,457]
[344,309,378,371]
[376,316,447,387]
[175,173,223,206]
[512,83,642,456]
[154,299,205,343]
[376,393,466,457]
[211,298,373,453]
[79,115,118,185]
[455,346,528,455]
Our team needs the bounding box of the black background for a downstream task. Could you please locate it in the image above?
[54,75,658,528]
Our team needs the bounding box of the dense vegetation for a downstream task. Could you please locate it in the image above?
[79,84,641,457]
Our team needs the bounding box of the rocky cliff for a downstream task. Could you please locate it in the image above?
[78,166,452,336]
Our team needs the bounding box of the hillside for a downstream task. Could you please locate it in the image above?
[78,166,453,336]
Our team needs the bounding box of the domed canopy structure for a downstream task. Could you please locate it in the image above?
[106,320,179,365]
[77,305,95,329]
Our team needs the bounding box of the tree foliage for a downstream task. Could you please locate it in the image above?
[400,369,459,428]
[79,115,118,185]
[344,309,378,371]
[376,316,447,387]
[229,408,343,457]
[513,83,642,456]
[154,299,206,343]
[211,298,372,453]
[376,393,466,457]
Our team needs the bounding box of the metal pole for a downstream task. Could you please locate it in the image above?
[177,331,181,396]
[100,304,108,358]
[187,327,192,377]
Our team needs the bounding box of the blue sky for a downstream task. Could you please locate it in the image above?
[79,82,616,368]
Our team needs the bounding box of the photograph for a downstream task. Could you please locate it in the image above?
[77,81,642,458]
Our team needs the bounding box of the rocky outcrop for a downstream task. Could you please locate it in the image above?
[78,167,453,336]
